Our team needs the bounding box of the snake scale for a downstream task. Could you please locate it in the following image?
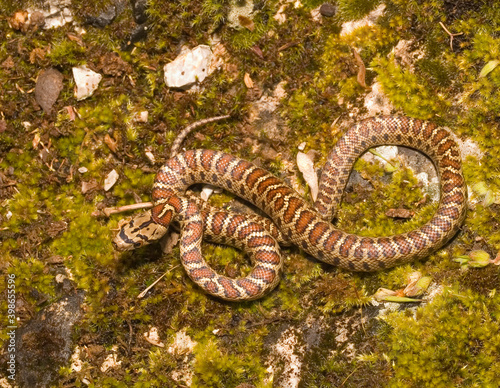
[114,116,467,301]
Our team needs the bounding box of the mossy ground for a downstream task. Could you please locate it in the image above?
[1,0,499,387]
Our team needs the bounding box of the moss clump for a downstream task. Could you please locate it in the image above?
[372,55,449,119]
[191,337,271,387]
[381,287,500,387]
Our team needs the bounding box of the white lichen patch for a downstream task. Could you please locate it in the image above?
[267,328,305,388]
[167,330,197,386]
[227,0,255,29]
[72,65,102,100]
[297,151,319,201]
[143,327,165,347]
[340,3,386,37]
[167,329,197,356]
[164,45,213,89]
[364,81,394,115]
[28,0,74,29]
[70,345,83,372]
[104,169,119,191]
[100,345,121,373]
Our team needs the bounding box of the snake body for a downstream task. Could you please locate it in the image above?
[114,116,467,301]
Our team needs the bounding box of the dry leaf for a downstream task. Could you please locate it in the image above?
[385,208,414,219]
[238,15,255,31]
[251,45,264,59]
[104,133,118,153]
[244,72,254,88]
[352,47,369,89]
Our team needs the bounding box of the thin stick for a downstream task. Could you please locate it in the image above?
[439,21,463,51]
[103,202,153,217]
[137,265,180,299]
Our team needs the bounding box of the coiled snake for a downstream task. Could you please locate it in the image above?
[114,116,467,301]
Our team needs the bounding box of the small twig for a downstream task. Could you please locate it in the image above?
[103,202,153,217]
[439,21,463,51]
[137,265,180,299]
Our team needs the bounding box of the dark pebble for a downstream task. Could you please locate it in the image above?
[320,3,337,17]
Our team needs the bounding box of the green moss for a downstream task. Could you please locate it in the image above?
[337,0,382,21]
[381,288,500,387]
[372,55,448,120]
[191,337,271,387]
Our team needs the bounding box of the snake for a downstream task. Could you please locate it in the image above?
[113,115,467,301]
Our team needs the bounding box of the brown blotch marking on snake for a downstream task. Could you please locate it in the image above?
[354,238,379,259]
[200,149,216,170]
[226,215,241,237]
[189,267,216,280]
[166,196,183,212]
[216,154,235,175]
[430,216,451,232]
[437,139,456,155]
[378,237,396,258]
[251,265,277,284]
[437,205,461,219]
[204,281,219,295]
[339,235,358,257]
[246,168,268,190]
[441,169,464,185]
[184,202,199,218]
[181,221,203,245]
[409,118,423,137]
[236,278,262,296]
[256,176,282,196]
[324,230,343,251]
[237,223,259,239]
[247,235,276,249]
[225,179,233,189]
[254,251,281,265]
[218,278,241,300]
[181,247,203,264]
[283,197,302,224]
[441,191,464,205]
[407,230,428,249]
[440,156,461,169]
[152,208,173,226]
[422,122,438,139]
[421,225,442,243]
[449,147,460,158]
[184,150,197,170]
[296,210,316,234]
[266,186,292,204]
[431,128,450,146]
[308,222,330,245]
[152,187,174,202]
[232,160,253,180]
[166,157,185,175]
[273,196,285,214]
[212,212,227,235]
[392,235,412,255]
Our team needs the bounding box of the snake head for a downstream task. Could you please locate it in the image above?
[113,211,168,251]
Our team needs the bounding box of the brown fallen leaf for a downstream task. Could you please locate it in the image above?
[244,72,254,88]
[104,133,118,153]
[251,45,264,59]
[385,208,414,219]
[352,47,370,89]
[278,41,299,52]
[35,68,64,114]
[238,15,255,31]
